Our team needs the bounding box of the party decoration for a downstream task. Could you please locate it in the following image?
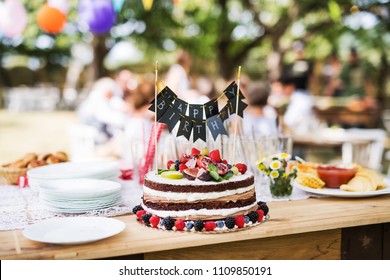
[139,123,166,184]
[112,0,125,12]
[142,0,154,11]
[48,0,69,14]
[0,0,27,38]
[78,0,116,34]
[148,81,246,142]
[36,4,67,34]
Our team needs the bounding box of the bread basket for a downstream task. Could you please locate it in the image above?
[0,165,29,185]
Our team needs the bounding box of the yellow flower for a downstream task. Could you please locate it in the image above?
[256,157,266,165]
[270,160,281,170]
[270,170,279,179]
[279,153,291,160]
[257,163,267,171]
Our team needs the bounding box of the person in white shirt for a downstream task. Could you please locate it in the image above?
[280,76,315,134]
[243,81,278,136]
[165,50,192,100]
[78,77,127,144]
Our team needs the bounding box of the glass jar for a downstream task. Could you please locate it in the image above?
[269,176,293,198]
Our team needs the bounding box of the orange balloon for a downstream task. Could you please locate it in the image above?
[36,4,66,34]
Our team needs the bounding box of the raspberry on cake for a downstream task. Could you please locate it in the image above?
[136,148,269,232]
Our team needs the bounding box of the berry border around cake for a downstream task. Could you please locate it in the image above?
[132,201,270,233]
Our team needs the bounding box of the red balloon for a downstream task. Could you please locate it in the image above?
[36,4,67,34]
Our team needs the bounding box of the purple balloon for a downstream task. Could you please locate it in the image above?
[78,0,116,34]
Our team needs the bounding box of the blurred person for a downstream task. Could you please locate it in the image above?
[279,75,315,134]
[114,69,138,102]
[165,50,192,100]
[122,76,156,168]
[242,81,278,136]
[283,41,314,95]
[268,80,290,116]
[338,47,373,99]
[337,47,377,111]
[78,77,127,144]
[128,75,155,119]
[322,49,342,97]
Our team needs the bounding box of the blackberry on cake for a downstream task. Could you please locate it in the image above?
[225,217,236,229]
[194,220,204,232]
[132,205,143,214]
[141,213,152,225]
[248,211,259,224]
[257,202,269,216]
[163,216,175,230]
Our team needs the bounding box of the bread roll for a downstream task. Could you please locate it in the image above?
[38,153,52,161]
[53,151,68,162]
[47,155,61,164]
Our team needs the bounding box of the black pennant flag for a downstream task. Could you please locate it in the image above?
[151,95,170,120]
[173,98,188,114]
[189,104,204,121]
[207,115,228,141]
[219,104,230,122]
[149,87,178,111]
[159,106,181,132]
[193,121,206,143]
[228,96,248,118]
[148,92,162,112]
[224,81,245,100]
[204,99,219,119]
[162,86,177,102]
[177,116,193,140]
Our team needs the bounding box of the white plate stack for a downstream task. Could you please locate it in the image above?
[27,161,120,191]
[38,179,122,213]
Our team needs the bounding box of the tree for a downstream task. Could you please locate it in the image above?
[0,0,388,97]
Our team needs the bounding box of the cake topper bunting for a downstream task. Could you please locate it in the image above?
[148,67,247,143]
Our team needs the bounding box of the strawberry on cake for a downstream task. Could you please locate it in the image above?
[133,147,269,232]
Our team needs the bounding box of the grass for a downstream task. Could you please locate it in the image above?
[0,110,78,164]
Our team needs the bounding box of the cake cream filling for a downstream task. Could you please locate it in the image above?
[141,201,258,218]
[143,184,254,202]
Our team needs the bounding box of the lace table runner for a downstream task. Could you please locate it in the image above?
[0,180,143,231]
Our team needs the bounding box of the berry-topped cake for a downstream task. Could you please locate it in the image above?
[134,147,269,232]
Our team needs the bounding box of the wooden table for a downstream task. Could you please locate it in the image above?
[1,196,390,260]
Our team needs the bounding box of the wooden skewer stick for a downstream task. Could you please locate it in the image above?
[232,66,242,164]
[154,61,159,174]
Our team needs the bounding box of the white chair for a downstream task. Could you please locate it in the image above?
[342,129,387,171]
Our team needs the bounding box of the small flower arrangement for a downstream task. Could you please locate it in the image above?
[257,153,298,197]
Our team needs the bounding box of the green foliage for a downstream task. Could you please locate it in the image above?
[0,0,388,85]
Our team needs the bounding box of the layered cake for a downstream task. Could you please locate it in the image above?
[134,147,269,232]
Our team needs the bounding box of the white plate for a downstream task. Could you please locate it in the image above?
[29,174,120,192]
[39,179,121,197]
[292,178,390,198]
[23,217,125,245]
[27,161,119,180]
